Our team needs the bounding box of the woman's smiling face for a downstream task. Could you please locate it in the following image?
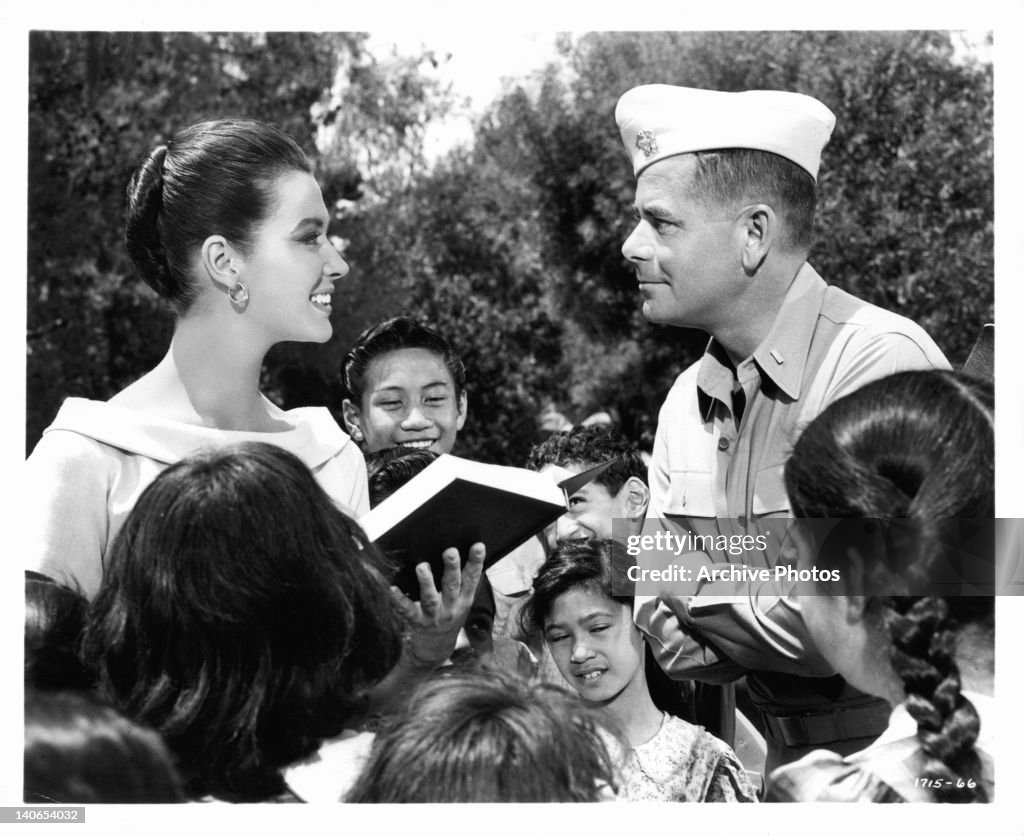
[233,170,348,345]
[543,585,646,705]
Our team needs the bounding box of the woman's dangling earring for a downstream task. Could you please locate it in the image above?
[228,281,249,310]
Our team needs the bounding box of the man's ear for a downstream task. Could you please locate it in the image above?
[456,390,468,431]
[200,235,242,292]
[737,204,776,276]
[620,476,650,520]
[341,399,364,442]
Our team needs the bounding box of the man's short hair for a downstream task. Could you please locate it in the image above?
[687,149,817,253]
[527,425,647,494]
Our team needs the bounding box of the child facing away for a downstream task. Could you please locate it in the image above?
[520,539,758,802]
[345,667,619,803]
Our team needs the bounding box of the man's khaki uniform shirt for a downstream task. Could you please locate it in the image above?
[636,263,950,727]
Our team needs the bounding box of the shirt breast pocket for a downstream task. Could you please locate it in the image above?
[666,470,716,518]
[752,463,791,517]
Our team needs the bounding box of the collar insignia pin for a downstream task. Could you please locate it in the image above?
[635,130,657,157]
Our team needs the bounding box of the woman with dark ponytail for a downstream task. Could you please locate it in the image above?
[765,370,994,802]
[25,119,360,597]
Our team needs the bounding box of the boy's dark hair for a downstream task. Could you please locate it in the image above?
[25,688,185,803]
[342,316,466,404]
[83,442,404,801]
[345,668,618,802]
[526,424,647,495]
[365,447,440,507]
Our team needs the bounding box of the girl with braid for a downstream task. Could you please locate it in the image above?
[765,370,994,802]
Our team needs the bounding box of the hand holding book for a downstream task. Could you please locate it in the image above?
[388,542,486,670]
[362,542,486,717]
[360,455,614,598]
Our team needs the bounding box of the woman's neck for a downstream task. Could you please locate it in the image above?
[114,313,289,433]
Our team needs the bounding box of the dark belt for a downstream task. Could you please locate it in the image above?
[760,700,891,747]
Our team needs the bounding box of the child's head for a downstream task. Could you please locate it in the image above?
[365,446,441,507]
[25,572,94,692]
[24,688,185,803]
[83,441,404,801]
[342,316,467,454]
[527,425,650,544]
[344,668,618,802]
[521,540,644,705]
[785,369,994,802]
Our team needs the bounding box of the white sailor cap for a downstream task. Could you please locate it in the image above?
[615,84,837,181]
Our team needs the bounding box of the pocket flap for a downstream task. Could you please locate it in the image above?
[752,463,791,516]
[666,470,716,517]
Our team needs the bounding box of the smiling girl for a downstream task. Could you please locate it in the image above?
[521,539,757,802]
[25,118,361,598]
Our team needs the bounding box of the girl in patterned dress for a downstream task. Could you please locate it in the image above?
[521,539,757,802]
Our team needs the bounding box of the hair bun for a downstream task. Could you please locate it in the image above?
[125,144,178,302]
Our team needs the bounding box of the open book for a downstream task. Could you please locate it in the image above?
[359,454,614,597]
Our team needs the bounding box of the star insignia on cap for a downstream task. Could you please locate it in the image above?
[635,130,658,157]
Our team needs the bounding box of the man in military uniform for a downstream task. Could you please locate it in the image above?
[615,84,950,772]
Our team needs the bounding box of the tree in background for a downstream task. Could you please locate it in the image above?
[27,31,993,467]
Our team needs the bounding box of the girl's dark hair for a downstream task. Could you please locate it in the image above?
[24,688,185,804]
[785,369,994,802]
[341,316,466,404]
[344,668,618,802]
[25,573,95,692]
[82,442,403,802]
[519,539,631,638]
[125,118,312,314]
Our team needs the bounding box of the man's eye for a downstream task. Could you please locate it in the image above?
[568,496,586,507]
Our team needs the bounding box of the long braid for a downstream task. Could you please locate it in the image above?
[881,596,986,802]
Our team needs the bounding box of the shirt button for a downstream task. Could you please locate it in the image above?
[718,437,730,451]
